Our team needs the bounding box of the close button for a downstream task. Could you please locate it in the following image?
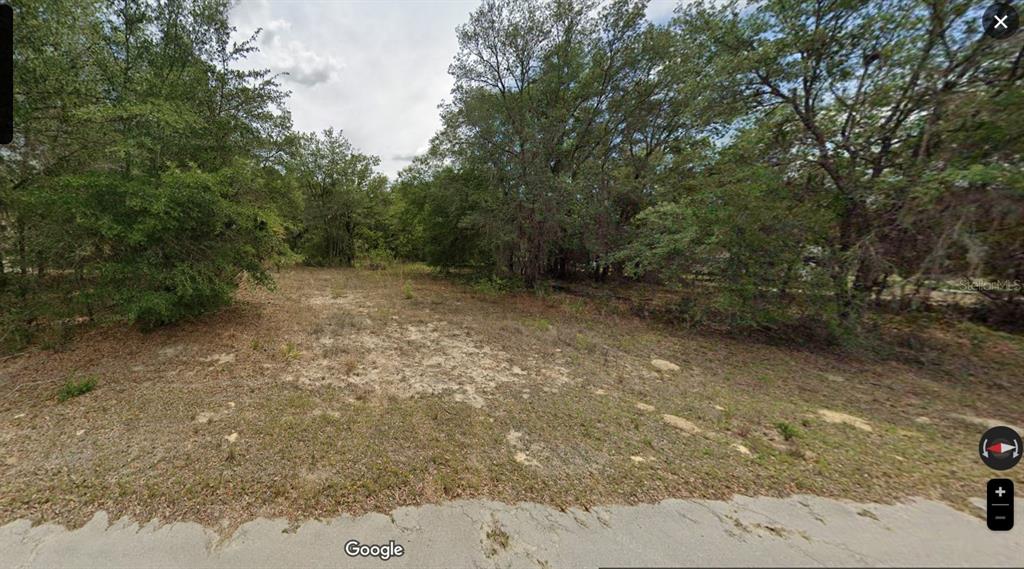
[984,2,1021,40]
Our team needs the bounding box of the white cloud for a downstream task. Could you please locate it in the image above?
[270,38,344,86]
[259,18,291,45]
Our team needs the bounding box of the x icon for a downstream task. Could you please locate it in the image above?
[995,14,1009,29]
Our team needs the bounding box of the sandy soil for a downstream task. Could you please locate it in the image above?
[1,266,1022,529]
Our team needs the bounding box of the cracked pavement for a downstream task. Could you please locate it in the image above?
[1,495,1020,568]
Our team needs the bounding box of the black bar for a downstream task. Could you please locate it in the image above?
[0,3,11,144]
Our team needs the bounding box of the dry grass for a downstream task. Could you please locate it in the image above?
[1,265,1022,531]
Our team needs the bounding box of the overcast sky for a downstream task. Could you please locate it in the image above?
[230,1,679,179]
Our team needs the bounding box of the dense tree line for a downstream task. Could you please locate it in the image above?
[2,0,1021,352]
[394,0,1024,335]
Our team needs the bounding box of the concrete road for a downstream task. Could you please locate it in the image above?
[1,495,1020,568]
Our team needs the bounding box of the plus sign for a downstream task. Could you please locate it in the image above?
[996,486,1006,497]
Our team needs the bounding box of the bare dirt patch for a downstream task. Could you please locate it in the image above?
[816,409,873,432]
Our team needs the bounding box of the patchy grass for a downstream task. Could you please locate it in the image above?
[485,522,511,557]
[0,265,1022,531]
[56,376,98,402]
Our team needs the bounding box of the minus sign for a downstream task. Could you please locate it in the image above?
[994,516,1006,520]
[990,503,1010,506]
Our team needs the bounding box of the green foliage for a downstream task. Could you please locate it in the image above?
[69,168,280,328]
[390,161,493,269]
[58,376,98,402]
[618,127,837,332]
[471,274,523,296]
[415,0,700,285]
[775,421,799,442]
[358,247,397,271]
[290,129,390,267]
[1,0,294,346]
[4,0,1021,351]
[393,0,1022,339]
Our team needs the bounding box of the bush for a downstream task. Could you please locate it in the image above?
[471,274,522,295]
[358,247,396,271]
[617,163,838,337]
[775,421,800,441]
[60,168,282,329]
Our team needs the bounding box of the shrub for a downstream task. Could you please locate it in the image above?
[359,247,396,271]
[617,165,838,337]
[775,421,800,441]
[471,274,522,295]
[60,168,282,330]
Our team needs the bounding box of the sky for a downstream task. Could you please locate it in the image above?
[230,1,680,179]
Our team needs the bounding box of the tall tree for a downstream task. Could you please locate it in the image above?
[291,129,389,266]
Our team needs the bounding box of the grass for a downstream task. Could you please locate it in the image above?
[525,317,552,331]
[485,523,511,556]
[57,376,98,402]
[1,265,1022,530]
[280,342,302,361]
[775,421,800,441]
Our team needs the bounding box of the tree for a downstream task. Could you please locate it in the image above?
[1,0,295,346]
[672,0,1024,329]
[436,0,702,285]
[290,129,389,266]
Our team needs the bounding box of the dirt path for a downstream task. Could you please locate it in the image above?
[1,266,1022,529]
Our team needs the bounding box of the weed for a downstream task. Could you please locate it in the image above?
[326,312,367,334]
[472,275,520,295]
[341,355,359,375]
[775,421,799,441]
[58,376,98,402]
[280,342,302,361]
[574,333,595,351]
[485,524,510,556]
[563,298,586,314]
[403,281,414,300]
[525,317,552,331]
[250,339,263,351]
[356,247,395,270]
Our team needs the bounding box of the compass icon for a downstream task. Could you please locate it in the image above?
[979,426,1022,470]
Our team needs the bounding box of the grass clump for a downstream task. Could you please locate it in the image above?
[526,317,552,331]
[57,376,98,402]
[471,274,521,295]
[280,342,302,361]
[775,421,800,441]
